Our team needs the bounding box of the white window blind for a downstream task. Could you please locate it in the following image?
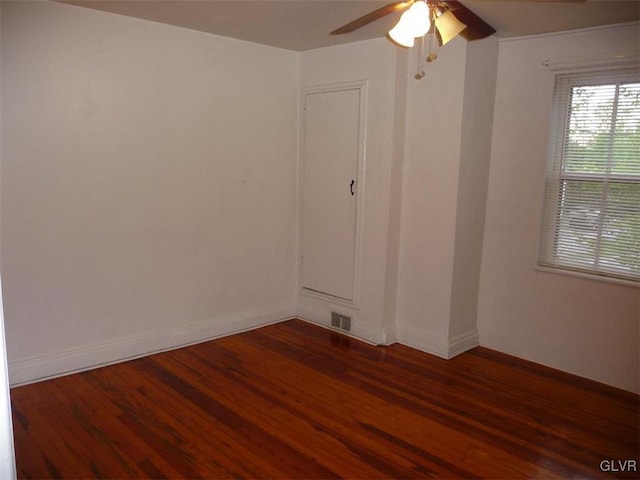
[540,69,640,282]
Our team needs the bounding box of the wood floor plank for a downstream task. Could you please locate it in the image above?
[173,343,452,478]
[56,372,190,479]
[232,328,567,478]
[11,319,639,479]
[158,348,396,479]
[87,360,270,478]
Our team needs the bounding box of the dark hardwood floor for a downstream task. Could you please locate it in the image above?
[11,319,639,479]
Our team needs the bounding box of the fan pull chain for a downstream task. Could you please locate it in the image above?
[415,34,426,79]
[426,6,438,63]
[426,31,438,63]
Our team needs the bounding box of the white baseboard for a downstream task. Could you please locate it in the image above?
[396,326,449,358]
[381,325,397,345]
[9,302,297,387]
[448,329,480,358]
[9,302,479,387]
[396,325,478,359]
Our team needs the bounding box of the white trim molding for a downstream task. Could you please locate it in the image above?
[380,325,397,346]
[448,329,480,358]
[9,302,297,387]
[297,79,368,310]
[10,302,482,387]
[396,325,479,359]
[542,52,639,72]
[396,326,450,358]
[500,22,640,43]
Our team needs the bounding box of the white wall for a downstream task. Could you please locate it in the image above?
[0,280,15,477]
[395,38,466,354]
[478,24,640,393]
[296,37,499,359]
[382,49,409,340]
[449,37,498,340]
[2,0,637,396]
[1,1,299,384]
[0,4,17,474]
[395,37,499,357]
[298,39,399,343]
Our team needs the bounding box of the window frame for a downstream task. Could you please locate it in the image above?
[538,66,640,285]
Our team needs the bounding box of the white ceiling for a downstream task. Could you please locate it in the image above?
[61,0,640,51]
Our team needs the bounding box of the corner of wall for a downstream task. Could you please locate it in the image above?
[396,322,478,358]
[381,48,410,344]
[448,35,500,339]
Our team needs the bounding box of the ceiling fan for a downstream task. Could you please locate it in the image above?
[331,1,496,42]
[330,0,496,78]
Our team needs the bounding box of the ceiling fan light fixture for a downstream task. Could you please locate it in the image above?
[331,0,496,80]
[388,0,431,47]
[405,0,431,37]
[388,23,416,47]
[435,10,467,46]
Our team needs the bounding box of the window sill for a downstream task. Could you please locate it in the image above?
[535,265,640,288]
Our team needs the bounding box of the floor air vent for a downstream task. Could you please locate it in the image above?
[331,312,352,332]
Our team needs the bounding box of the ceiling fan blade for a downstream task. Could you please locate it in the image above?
[331,1,412,35]
[441,0,496,41]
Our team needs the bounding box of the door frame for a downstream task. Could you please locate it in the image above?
[0,277,16,478]
[297,80,368,309]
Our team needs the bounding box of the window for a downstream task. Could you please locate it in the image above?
[540,69,640,283]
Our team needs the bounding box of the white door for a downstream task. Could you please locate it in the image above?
[301,87,362,302]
